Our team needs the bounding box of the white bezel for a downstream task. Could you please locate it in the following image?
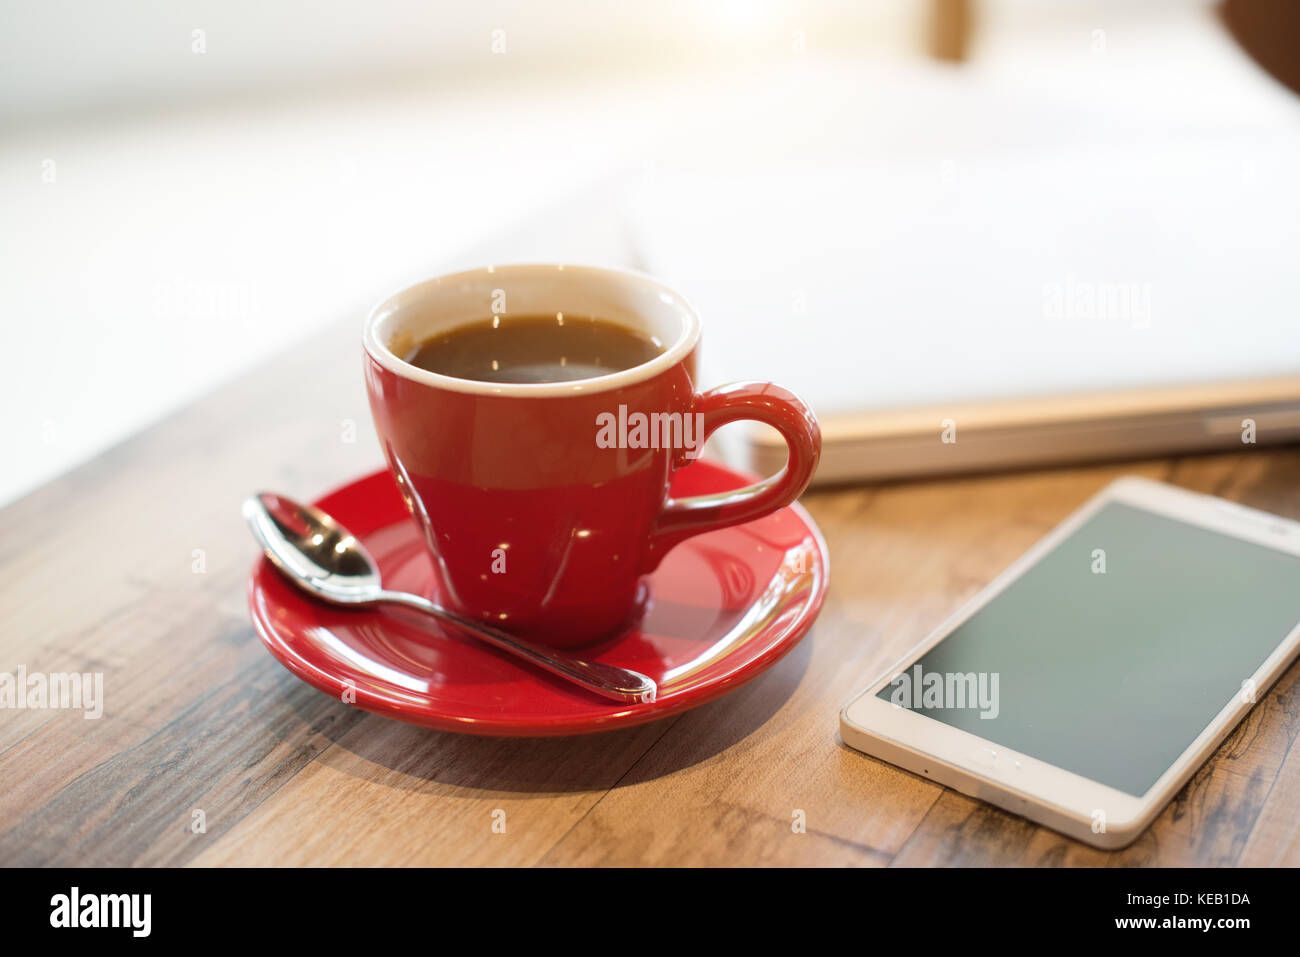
[840,476,1300,849]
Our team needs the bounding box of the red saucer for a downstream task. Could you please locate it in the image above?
[247,461,829,736]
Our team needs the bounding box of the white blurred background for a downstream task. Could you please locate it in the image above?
[3,0,1297,504]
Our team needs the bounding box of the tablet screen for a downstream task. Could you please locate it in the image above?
[877,502,1300,796]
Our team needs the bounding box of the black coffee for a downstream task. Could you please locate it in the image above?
[404,314,664,384]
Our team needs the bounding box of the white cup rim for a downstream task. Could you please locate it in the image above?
[363,263,701,397]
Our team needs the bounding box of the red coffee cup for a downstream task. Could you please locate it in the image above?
[364,264,820,648]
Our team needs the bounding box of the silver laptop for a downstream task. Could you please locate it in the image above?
[624,154,1300,484]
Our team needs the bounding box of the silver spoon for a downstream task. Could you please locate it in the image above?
[243,492,657,704]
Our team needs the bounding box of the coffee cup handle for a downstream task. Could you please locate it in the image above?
[644,381,821,570]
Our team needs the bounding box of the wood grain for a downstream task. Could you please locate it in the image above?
[1,307,1298,866]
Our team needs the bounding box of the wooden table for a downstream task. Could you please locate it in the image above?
[3,304,1298,867]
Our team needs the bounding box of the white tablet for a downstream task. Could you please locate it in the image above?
[840,477,1300,849]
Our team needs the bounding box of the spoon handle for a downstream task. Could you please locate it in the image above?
[377,590,657,704]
